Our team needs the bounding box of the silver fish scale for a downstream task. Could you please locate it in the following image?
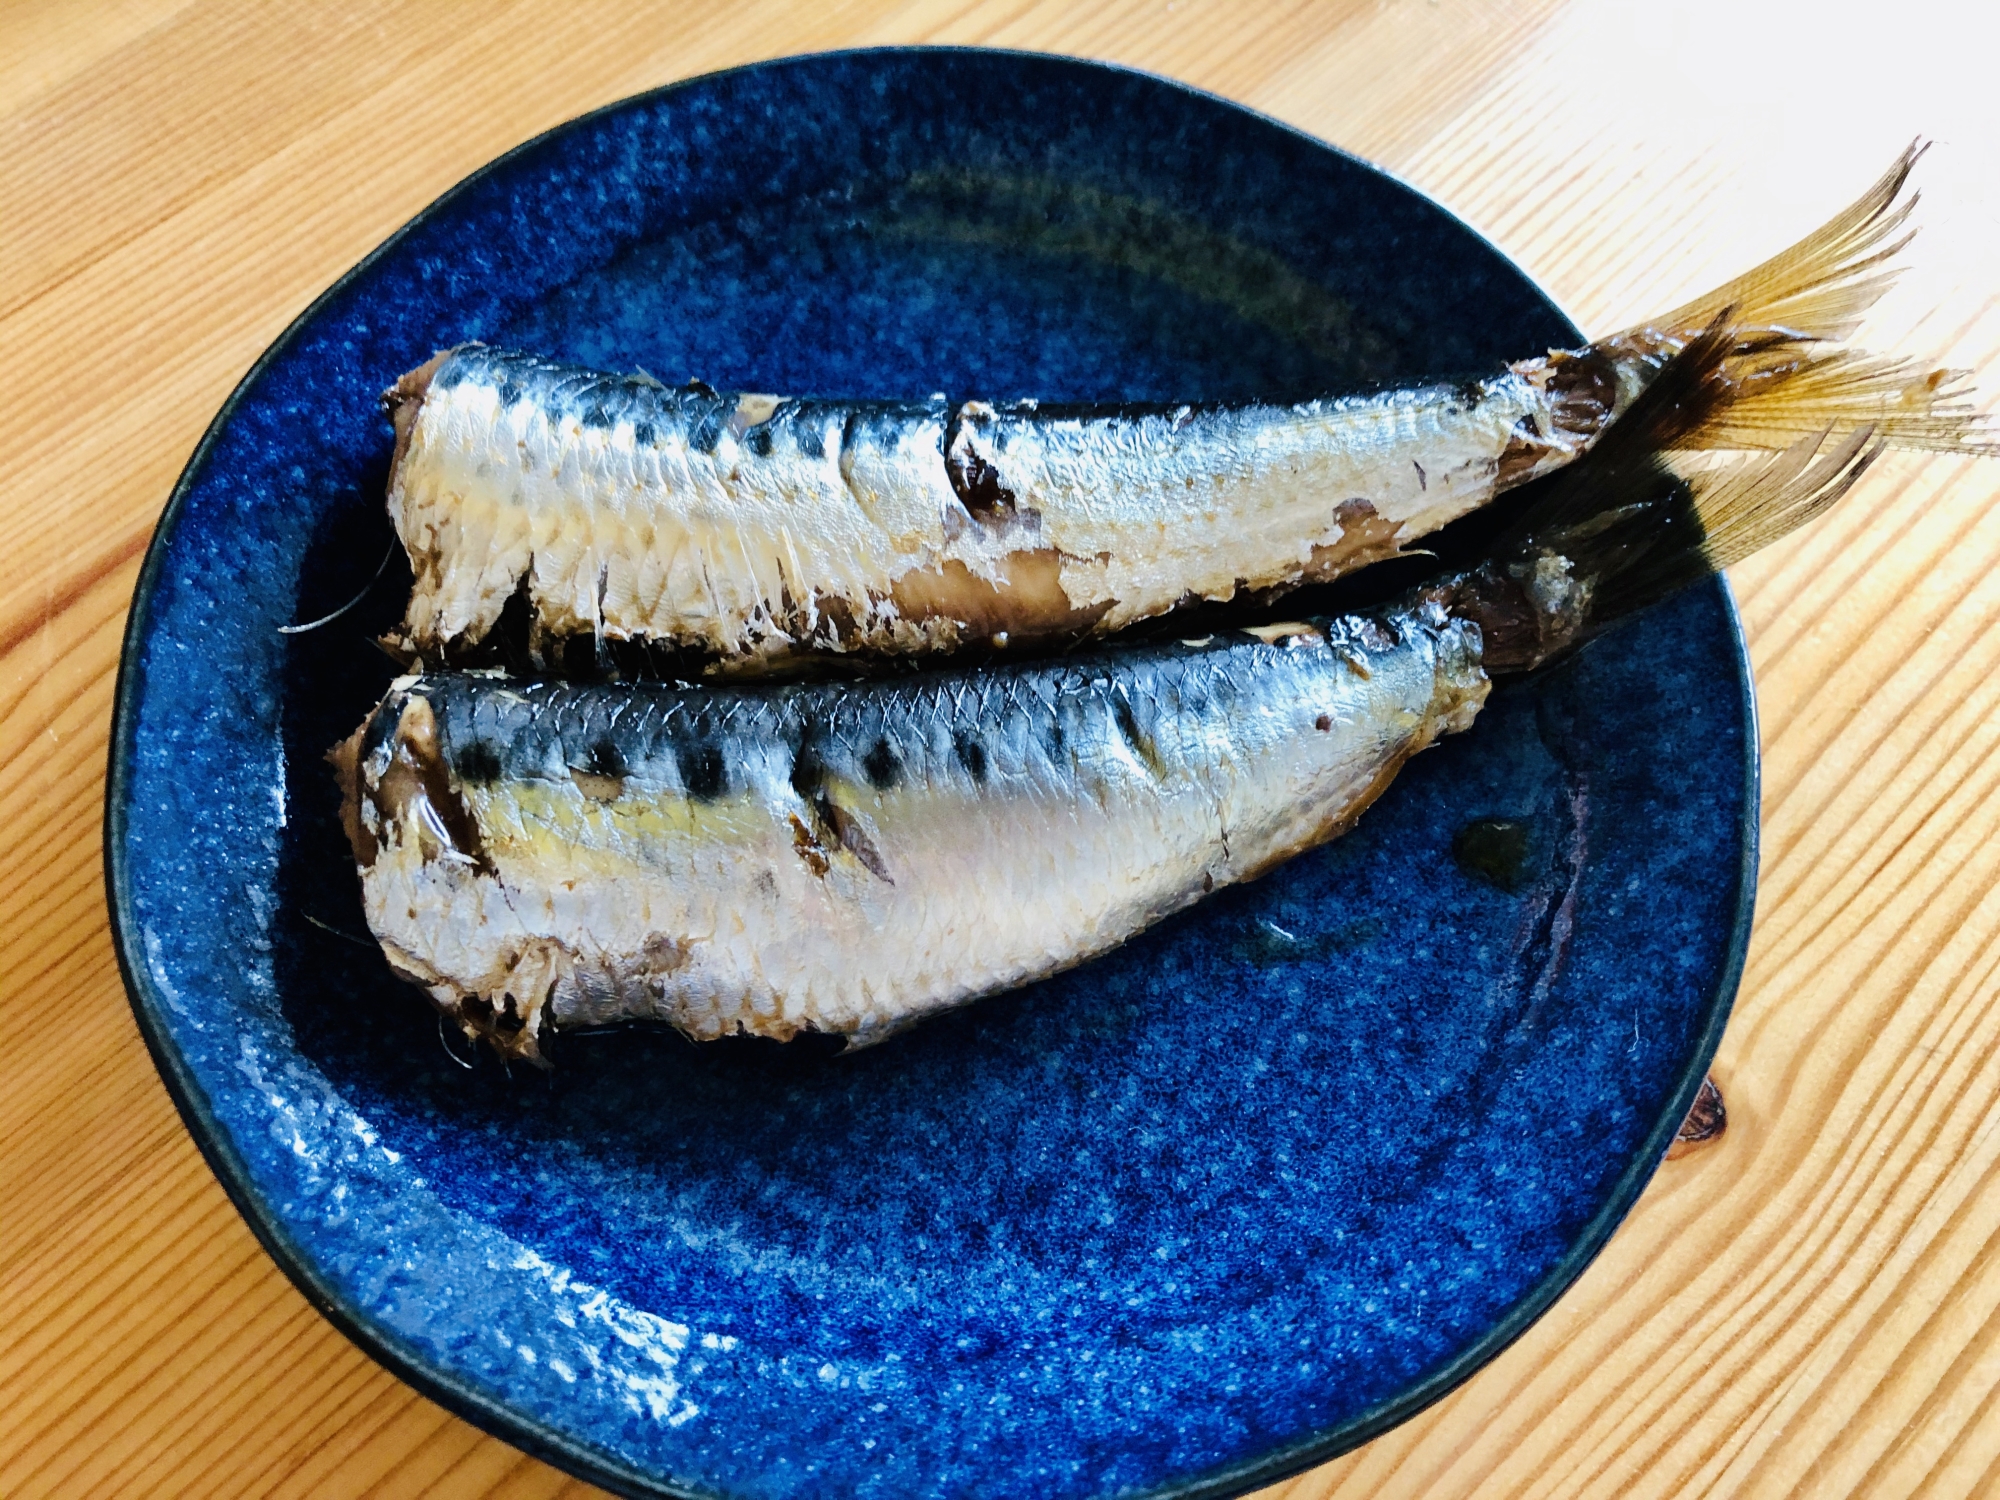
[426,634,1369,803]
[437,344,931,446]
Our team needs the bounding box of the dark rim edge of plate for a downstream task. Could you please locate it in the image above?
[101,44,1760,1500]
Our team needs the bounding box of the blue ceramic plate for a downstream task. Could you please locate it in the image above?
[106,49,1754,1500]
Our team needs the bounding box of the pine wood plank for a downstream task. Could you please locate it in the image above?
[2,3,1995,1496]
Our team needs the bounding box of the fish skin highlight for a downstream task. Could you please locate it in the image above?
[381,148,1983,676]
[337,611,1488,1061]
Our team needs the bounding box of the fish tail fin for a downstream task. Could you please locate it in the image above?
[1644,145,1922,343]
[1450,323,1883,671]
[1538,144,1992,459]
[1679,347,1989,455]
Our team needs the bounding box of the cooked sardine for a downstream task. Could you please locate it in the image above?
[340,613,1486,1057]
[338,331,1889,1060]
[384,150,1982,675]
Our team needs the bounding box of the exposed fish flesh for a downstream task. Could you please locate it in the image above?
[383,150,1983,675]
[338,333,1889,1060]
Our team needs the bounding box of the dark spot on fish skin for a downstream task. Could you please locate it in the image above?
[687,407,725,454]
[578,401,613,431]
[780,740,812,800]
[744,425,774,457]
[456,739,503,784]
[1111,696,1144,750]
[1453,817,1532,892]
[792,415,825,461]
[1314,714,1333,732]
[861,738,901,790]
[789,739,825,800]
[1110,695,1162,776]
[675,740,727,800]
[497,377,524,408]
[632,420,656,447]
[585,739,627,779]
[787,738,896,882]
[1413,460,1427,491]
[953,731,987,782]
[1045,715,1067,759]
[430,356,471,393]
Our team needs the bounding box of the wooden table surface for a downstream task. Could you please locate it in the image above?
[6,2,1999,1496]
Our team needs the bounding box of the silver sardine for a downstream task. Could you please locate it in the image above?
[383,151,1979,675]
[339,610,1486,1058]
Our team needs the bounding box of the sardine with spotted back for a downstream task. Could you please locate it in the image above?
[380,152,1985,677]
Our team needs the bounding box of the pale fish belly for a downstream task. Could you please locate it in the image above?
[385,346,1571,670]
[338,606,1489,1059]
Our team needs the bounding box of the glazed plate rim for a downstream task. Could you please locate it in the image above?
[102,46,1759,1500]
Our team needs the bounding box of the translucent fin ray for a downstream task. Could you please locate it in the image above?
[1569,145,1991,458]
[1640,144,1924,344]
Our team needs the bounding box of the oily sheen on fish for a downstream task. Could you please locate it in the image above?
[380,151,1979,676]
[386,347,1580,668]
[337,613,1487,1058]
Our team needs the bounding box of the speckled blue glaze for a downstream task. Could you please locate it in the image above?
[106,50,1754,1500]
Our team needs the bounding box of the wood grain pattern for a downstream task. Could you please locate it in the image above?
[2,3,1995,1495]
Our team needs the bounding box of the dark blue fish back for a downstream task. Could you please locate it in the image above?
[108,49,1754,1500]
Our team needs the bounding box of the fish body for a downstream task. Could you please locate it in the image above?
[382,152,1980,676]
[388,344,1592,670]
[338,608,1487,1057]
